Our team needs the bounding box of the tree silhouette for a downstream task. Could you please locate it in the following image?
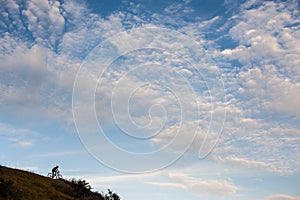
[104,189,120,200]
[70,178,92,198]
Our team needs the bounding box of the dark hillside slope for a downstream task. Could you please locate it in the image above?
[0,165,104,200]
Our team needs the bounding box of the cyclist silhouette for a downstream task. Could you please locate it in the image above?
[52,165,59,175]
[48,165,62,179]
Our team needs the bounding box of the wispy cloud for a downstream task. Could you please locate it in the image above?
[147,172,238,198]
[208,0,300,177]
[30,151,83,158]
[0,122,38,148]
[265,194,300,200]
[217,155,294,175]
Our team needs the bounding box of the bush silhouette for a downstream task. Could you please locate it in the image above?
[70,178,92,198]
[104,189,120,200]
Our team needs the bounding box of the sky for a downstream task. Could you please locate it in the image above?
[0,0,300,199]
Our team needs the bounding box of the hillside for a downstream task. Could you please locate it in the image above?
[0,165,104,200]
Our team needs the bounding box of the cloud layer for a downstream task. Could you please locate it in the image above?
[0,0,299,199]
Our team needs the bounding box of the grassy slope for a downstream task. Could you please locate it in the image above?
[0,166,104,200]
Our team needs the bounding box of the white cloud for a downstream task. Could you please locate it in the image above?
[19,141,34,147]
[0,122,38,148]
[212,0,300,176]
[30,151,82,158]
[0,1,125,127]
[238,65,300,119]
[265,194,300,200]
[0,44,48,81]
[222,1,300,78]
[214,109,300,175]
[0,0,26,35]
[23,0,65,46]
[65,1,299,176]
[1,0,66,48]
[147,172,238,197]
[217,155,291,175]
[0,44,73,125]
[87,173,156,183]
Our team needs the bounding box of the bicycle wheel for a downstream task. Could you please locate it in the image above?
[47,173,53,178]
[57,173,63,179]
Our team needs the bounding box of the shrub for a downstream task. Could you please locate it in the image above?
[70,178,92,199]
[104,189,120,200]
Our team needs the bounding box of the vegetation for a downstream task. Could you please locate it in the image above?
[103,189,121,200]
[69,178,92,199]
[0,165,120,200]
[0,177,17,199]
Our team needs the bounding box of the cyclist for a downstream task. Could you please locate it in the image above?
[52,165,59,176]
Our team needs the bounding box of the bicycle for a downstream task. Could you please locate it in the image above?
[47,170,63,179]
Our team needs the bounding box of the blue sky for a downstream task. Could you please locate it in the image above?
[1,0,300,199]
